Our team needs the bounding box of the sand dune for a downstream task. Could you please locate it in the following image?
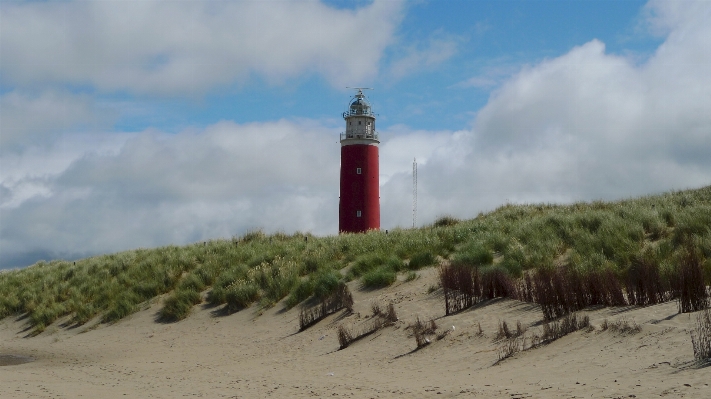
[1,268,709,398]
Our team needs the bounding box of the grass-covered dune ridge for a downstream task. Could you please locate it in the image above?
[1,186,710,333]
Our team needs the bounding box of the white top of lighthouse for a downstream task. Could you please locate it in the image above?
[341,89,378,144]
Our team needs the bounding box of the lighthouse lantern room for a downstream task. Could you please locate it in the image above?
[339,89,380,233]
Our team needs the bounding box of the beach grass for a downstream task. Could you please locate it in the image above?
[1,185,710,333]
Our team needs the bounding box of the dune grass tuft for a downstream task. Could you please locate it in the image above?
[224,282,260,314]
[407,251,436,270]
[159,289,202,322]
[361,266,397,288]
[432,215,460,228]
[452,243,493,267]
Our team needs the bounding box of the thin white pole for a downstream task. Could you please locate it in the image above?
[413,158,417,229]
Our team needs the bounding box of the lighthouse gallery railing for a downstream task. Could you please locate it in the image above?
[340,131,379,141]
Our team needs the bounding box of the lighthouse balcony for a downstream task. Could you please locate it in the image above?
[341,131,379,141]
[342,109,374,118]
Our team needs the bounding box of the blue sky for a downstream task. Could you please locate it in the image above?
[1,0,710,269]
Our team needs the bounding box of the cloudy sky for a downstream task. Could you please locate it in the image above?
[1,0,710,269]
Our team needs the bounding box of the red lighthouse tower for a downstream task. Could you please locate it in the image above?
[339,89,380,233]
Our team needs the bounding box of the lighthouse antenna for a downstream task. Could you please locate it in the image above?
[346,87,373,99]
[413,158,417,229]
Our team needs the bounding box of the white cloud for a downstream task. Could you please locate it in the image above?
[378,125,465,184]
[0,0,404,95]
[388,33,459,79]
[452,63,520,89]
[0,90,113,151]
[643,0,711,37]
[0,120,342,268]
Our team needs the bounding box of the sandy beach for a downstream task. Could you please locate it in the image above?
[1,268,709,398]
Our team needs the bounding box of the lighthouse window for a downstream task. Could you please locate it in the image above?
[356,168,362,174]
[356,210,362,218]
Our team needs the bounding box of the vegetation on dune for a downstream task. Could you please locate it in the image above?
[361,266,397,288]
[337,301,396,350]
[691,308,711,360]
[495,313,592,362]
[1,186,710,333]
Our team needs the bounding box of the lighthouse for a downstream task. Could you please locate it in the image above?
[339,89,380,233]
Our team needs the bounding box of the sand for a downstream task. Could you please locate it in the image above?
[1,268,709,398]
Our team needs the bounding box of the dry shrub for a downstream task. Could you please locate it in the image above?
[607,317,641,335]
[439,263,519,315]
[481,268,516,300]
[516,320,528,336]
[439,264,475,315]
[337,317,383,350]
[519,272,535,303]
[541,313,589,342]
[497,336,523,361]
[439,241,707,323]
[528,331,542,348]
[337,325,353,350]
[580,315,592,331]
[541,322,559,342]
[496,314,588,361]
[384,302,398,323]
[429,318,438,332]
[299,282,353,331]
[529,267,629,321]
[370,301,397,323]
[495,320,527,341]
[677,249,709,313]
[691,308,711,360]
[371,301,382,316]
[496,320,512,340]
[438,264,459,292]
[600,318,609,331]
[369,316,384,333]
[532,268,572,321]
[626,256,666,306]
[585,269,627,307]
[409,316,437,335]
[299,306,322,331]
[337,282,355,312]
[413,328,429,348]
[409,316,438,348]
